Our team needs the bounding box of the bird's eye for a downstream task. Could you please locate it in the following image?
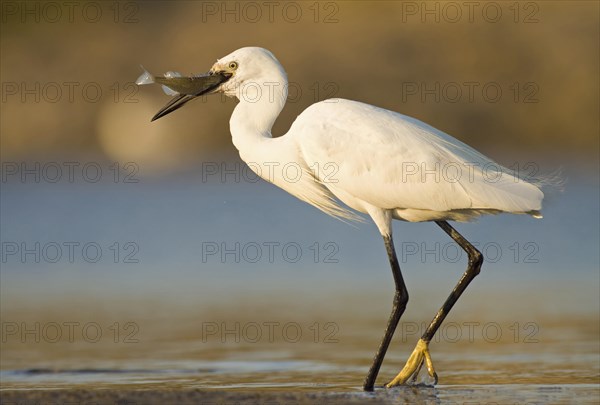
[228,62,238,70]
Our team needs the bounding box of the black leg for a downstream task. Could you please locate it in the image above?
[421,221,484,342]
[363,234,409,391]
[385,221,484,388]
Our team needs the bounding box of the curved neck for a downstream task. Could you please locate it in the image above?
[229,75,288,158]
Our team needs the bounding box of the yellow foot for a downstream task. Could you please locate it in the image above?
[385,338,438,387]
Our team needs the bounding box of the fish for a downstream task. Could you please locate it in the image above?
[135,66,229,96]
[135,66,232,121]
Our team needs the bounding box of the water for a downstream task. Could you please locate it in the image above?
[1,294,598,402]
[1,164,598,403]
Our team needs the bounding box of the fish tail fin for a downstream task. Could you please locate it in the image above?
[135,65,155,85]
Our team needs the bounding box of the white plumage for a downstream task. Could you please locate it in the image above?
[210,47,545,233]
[292,99,543,222]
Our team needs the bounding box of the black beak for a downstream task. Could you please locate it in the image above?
[151,72,231,121]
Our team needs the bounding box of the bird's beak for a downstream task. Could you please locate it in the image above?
[151,71,232,121]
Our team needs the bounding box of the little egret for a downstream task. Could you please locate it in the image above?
[137,47,548,391]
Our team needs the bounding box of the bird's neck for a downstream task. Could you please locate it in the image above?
[229,75,288,160]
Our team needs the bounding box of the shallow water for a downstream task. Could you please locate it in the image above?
[1,290,598,403]
[1,172,599,403]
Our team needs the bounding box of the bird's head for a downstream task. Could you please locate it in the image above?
[210,47,286,98]
[151,47,287,121]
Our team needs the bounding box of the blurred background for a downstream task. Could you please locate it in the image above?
[1,0,598,399]
[1,1,598,167]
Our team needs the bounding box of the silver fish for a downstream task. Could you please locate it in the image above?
[136,67,229,96]
[136,66,231,121]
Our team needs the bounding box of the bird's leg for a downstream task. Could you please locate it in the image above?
[386,220,483,387]
[363,234,409,391]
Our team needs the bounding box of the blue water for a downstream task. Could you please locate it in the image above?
[0,160,596,340]
[1,161,598,296]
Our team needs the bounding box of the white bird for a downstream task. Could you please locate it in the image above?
[137,47,549,391]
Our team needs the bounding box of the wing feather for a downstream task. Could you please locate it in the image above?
[291,99,544,216]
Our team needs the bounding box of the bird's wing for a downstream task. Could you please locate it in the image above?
[291,99,543,214]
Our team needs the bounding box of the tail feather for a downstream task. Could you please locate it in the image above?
[527,167,566,194]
